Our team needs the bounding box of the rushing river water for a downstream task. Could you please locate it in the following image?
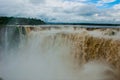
[0,25,120,80]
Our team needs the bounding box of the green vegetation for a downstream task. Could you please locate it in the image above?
[0,16,45,25]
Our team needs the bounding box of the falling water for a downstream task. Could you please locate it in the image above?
[4,27,8,54]
[0,26,120,80]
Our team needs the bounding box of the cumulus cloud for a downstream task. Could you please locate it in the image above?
[29,0,45,4]
[100,0,116,3]
[97,0,116,6]
[0,0,120,23]
[113,4,120,9]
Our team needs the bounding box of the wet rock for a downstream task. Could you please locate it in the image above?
[103,29,117,36]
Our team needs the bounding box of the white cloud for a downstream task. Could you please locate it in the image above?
[0,0,120,23]
[113,4,120,9]
[101,0,116,3]
[97,0,116,6]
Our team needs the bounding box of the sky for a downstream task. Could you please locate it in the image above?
[0,0,120,23]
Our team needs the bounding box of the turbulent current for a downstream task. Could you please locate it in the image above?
[0,26,120,80]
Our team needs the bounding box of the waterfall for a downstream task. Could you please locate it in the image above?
[0,26,120,80]
[4,27,8,54]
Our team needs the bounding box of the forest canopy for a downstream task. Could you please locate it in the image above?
[0,17,45,25]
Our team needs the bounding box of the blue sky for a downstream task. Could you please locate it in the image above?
[0,0,120,23]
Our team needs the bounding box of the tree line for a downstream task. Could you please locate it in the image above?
[0,16,45,25]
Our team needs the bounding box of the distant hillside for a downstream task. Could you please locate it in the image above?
[47,23,120,26]
[0,17,45,25]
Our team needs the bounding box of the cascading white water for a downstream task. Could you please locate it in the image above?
[0,27,119,80]
[0,30,77,80]
[4,27,8,54]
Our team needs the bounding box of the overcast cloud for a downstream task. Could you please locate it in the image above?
[0,0,120,23]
